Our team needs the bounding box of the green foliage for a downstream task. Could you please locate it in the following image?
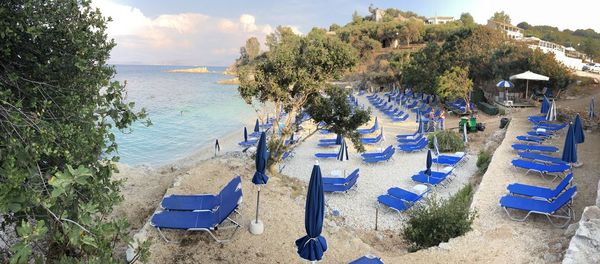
[239,37,261,64]
[522,24,600,60]
[427,130,465,152]
[306,86,371,152]
[437,66,474,112]
[476,150,492,174]
[403,185,476,250]
[459,13,476,28]
[403,42,443,94]
[0,0,148,262]
[238,27,362,167]
[491,11,511,24]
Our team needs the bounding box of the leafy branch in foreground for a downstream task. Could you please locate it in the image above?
[0,0,149,262]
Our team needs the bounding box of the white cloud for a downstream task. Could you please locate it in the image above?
[92,0,287,65]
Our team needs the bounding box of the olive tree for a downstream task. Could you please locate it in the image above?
[238,27,369,172]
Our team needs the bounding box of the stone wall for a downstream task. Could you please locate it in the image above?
[562,180,600,263]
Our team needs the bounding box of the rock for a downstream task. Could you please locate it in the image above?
[594,78,599,84]
[596,181,600,206]
[550,242,563,251]
[438,242,451,250]
[562,206,600,264]
[543,253,559,263]
[565,223,579,237]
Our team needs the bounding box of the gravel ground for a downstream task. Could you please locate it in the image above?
[281,93,477,230]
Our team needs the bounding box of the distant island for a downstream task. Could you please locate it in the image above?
[167,67,209,73]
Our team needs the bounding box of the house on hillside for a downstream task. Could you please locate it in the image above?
[521,37,586,70]
[486,20,523,39]
[426,16,454,25]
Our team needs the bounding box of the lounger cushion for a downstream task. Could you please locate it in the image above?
[151,210,217,230]
[377,195,411,212]
[511,159,570,173]
[507,173,573,200]
[387,187,421,202]
[500,187,576,214]
[411,173,445,185]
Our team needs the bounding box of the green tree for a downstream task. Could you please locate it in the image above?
[491,11,511,24]
[459,13,475,28]
[399,19,424,45]
[517,21,531,30]
[238,27,367,171]
[437,66,474,113]
[403,42,444,94]
[0,0,149,263]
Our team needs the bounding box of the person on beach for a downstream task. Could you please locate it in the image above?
[428,109,435,132]
[439,110,446,130]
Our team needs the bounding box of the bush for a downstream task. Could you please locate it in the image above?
[427,130,465,152]
[476,150,492,174]
[403,185,476,250]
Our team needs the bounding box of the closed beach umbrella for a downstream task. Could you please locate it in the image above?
[574,114,585,144]
[433,135,441,156]
[590,97,596,119]
[252,132,269,226]
[417,114,423,134]
[335,134,342,145]
[388,95,391,102]
[545,100,557,122]
[373,117,379,130]
[541,96,550,114]
[254,119,260,133]
[425,149,432,176]
[561,123,577,164]
[337,138,348,161]
[244,127,248,142]
[296,163,327,261]
[463,122,468,143]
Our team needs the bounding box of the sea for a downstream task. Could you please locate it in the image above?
[110,65,254,166]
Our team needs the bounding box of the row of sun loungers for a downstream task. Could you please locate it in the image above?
[151,176,243,243]
[499,114,576,227]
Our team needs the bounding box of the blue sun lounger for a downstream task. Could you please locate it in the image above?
[378,187,429,212]
[511,144,559,153]
[517,152,567,165]
[507,173,573,201]
[391,113,409,122]
[151,183,243,243]
[314,152,338,159]
[363,148,395,163]
[499,186,576,227]
[527,130,553,138]
[411,168,453,186]
[238,139,258,147]
[398,138,428,152]
[511,159,570,181]
[397,133,423,143]
[432,152,466,166]
[361,133,383,145]
[396,131,419,139]
[161,176,241,212]
[528,115,548,124]
[533,123,567,131]
[361,145,393,159]
[349,255,384,264]
[323,169,360,193]
[516,135,545,144]
[357,121,379,135]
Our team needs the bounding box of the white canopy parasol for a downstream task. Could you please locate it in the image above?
[509,71,550,99]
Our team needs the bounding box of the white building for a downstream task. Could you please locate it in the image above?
[486,20,523,40]
[426,16,454,25]
[523,37,585,70]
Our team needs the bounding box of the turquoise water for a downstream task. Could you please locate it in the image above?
[111,65,254,166]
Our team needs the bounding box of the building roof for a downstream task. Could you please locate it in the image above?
[428,16,454,20]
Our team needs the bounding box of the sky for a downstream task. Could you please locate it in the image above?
[94,0,600,66]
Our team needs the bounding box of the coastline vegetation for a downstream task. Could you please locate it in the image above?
[0,1,149,262]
